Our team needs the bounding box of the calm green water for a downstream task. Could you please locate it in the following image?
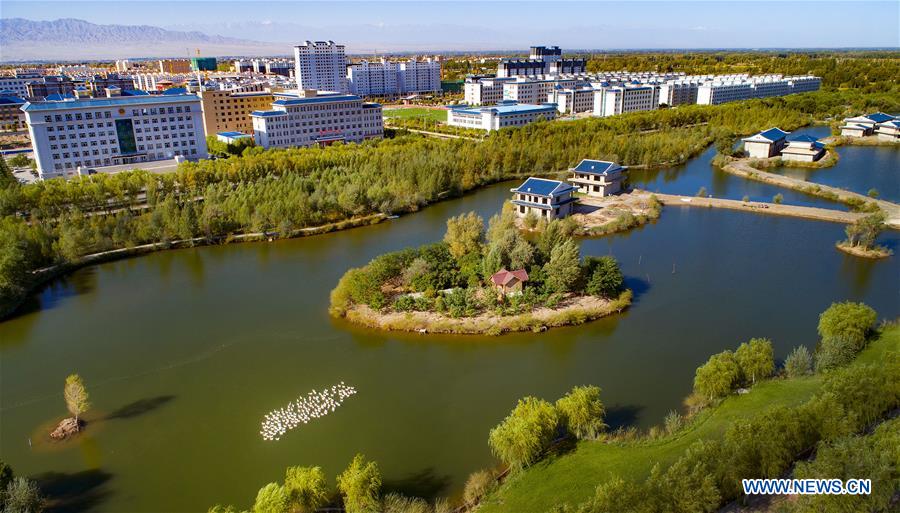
[1,144,898,512]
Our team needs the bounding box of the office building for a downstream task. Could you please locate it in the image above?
[86,74,136,96]
[0,70,43,98]
[26,76,76,100]
[294,41,349,93]
[447,100,558,131]
[547,87,595,114]
[593,85,659,117]
[251,90,383,149]
[191,57,218,72]
[159,59,192,74]
[22,94,208,180]
[503,77,576,105]
[464,76,514,105]
[497,45,586,78]
[199,85,275,136]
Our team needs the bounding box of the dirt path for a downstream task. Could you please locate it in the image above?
[653,192,870,225]
[719,159,900,228]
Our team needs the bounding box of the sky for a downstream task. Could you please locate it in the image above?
[2,1,900,51]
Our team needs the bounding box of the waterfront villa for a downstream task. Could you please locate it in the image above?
[510,177,577,219]
[742,127,789,158]
[875,120,900,141]
[780,134,825,162]
[840,112,896,137]
[490,268,529,296]
[568,159,627,197]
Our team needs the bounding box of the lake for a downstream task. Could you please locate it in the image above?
[0,136,897,512]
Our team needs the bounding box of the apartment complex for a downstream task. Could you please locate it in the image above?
[697,75,821,105]
[159,59,192,74]
[547,87,595,114]
[250,90,383,149]
[447,100,558,131]
[0,95,27,131]
[347,57,441,96]
[26,76,76,99]
[464,76,515,106]
[294,41,349,93]
[22,94,208,180]
[503,77,577,105]
[0,70,43,97]
[199,84,275,136]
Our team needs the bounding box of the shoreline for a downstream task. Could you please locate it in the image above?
[341,290,632,336]
[835,242,893,259]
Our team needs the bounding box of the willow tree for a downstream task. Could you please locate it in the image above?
[64,374,90,425]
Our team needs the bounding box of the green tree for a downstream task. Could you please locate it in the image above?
[773,193,784,204]
[507,237,534,270]
[64,374,90,425]
[488,397,559,470]
[693,351,740,400]
[542,239,581,294]
[734,337,774,384]
[443,212,484,260]
[583,256,624,298]
[480,245,504,283]
[336,454,381,513]
[590,476,648,513]
[784,346,813,377]
[844,212,886,250]
[817,301,877,352]
[283,466,328,513]
[252,483,288,513]
[555,385,606,440]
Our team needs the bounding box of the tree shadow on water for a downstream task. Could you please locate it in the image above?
[605,404,644,431]
[34,468,112,513]
[105,395,175,421]
[382,467,451,500]
[624,276,651,305]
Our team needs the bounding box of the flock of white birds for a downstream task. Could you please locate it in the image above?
[260,382,357,441]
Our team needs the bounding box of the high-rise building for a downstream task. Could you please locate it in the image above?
[191,57,218,72]
[497,45,586,78]
[347,57,441,96]
[22,94,208,180]
[251,90,382,149]
[159,59,192,74]
[294,41,349,93]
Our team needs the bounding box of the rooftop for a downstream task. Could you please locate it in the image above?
[218,131,251,138]
[787,134,819,143]
[572,159,625,175]
[273,94,362,106]
[867,112,895,123]
[22,93,201,112]
[512,177,577,197]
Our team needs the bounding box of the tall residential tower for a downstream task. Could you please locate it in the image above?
[294,41,349,93]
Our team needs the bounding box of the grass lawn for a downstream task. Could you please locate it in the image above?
[383,107,448,123]
[480,325,899,513]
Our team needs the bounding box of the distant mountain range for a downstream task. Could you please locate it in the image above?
[0,18,289,62]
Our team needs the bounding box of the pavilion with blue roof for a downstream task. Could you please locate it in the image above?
[782,134,826,162]
[510,177,577,220]
[742,127,790,158]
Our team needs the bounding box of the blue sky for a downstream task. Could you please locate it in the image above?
[3,1,899,50]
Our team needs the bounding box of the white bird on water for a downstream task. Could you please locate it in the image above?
[260,383,357,441]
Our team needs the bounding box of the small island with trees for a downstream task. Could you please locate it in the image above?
[330,207,631,335]
[836,211,893,259]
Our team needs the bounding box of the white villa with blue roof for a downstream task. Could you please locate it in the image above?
[742,127,789,158]
[876,119,900,141]
[840,112,896,138]
[510,177,577,220]
[781,134,825,162]
[568,159,627,197]
[447,100,558,131]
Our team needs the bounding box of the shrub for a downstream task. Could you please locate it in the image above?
[773,193,784,204]
[866,188,879,198]
[488,397,559,470]
[817,302,877,351]
[784,345,813,377]
[463,469,496,508]
[664,410,684,435]
[696,186,707,197]
[381,493,431,513]
[556,385,607,440]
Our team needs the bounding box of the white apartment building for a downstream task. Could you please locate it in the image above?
[115,60,134,72]
[503,78,577,105]
[593,85,659,117]
[548,87,595,114]
[788,76,822,93]
[697,75,821,105]
[251,90,383,149]
[697,80,754,105]
[447,101,558,131]
[294,41,349,93]
[464,76,514,105]
[0,70,43,98]
[22,94,208,180]
[347,58,441,96]
[657,80,700,106]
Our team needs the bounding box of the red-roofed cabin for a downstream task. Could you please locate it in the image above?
[490,268,529,295]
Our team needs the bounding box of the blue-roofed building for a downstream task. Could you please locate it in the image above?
[21,93,207,180]
[447,100,558,131]
[742,127,790,158]
[841,112,897,137]
[510,177,577,220]
[216,131,252,144]
[250,90,383,149]
[569,159,627,197]
[0,95,27,131]
[875,119,900,141]
[782,134,825,162]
